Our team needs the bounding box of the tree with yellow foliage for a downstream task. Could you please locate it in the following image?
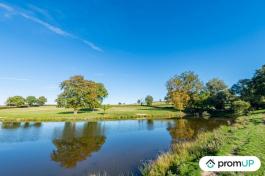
[166,71,203,111]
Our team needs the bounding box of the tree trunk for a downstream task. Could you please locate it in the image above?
[74,109,78,115]
[179,110,183,118]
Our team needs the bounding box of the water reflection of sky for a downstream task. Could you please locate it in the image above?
[0,119,227,176]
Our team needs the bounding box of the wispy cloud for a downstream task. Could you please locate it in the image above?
[0,77,30,81]
[20,12,71,37]
[0,3,103,52]
[0,3,13,12]
[27,4,53,20]
[82,40,103,52]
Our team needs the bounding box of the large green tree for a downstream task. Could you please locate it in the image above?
[231,65,265,108]
[26,96,37,106]
[251,65,265,108]
[187,90,210,115]
[206,78,233,111]
[206,78,228,95]
[231,79,252,98]
[6,96,26,107]
[56,75,108,114]
[166,71,203,111]
[252,65,265,95]
[37,96,47,106]
[208,90,234,110]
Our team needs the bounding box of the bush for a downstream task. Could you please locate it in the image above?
[5,96,26,107]
[145,95,154,106]
[232,100,250,114]
[26,96,37,106]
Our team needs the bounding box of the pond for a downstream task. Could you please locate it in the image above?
[0,118,228,176]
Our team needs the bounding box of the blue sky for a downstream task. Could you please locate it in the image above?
[0,0,265,105]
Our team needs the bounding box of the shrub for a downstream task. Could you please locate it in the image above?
[101,105,111,114]
[5,96,26,107]
[232,100,250,115]
[145,95,154,106]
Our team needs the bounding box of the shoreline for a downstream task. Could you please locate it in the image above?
[0,115,179,122]
[0,105,240,122]
[0,104,183,122]
[142,111,265,175]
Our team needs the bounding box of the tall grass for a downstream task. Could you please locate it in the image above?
[141,126,228,176]
[142,113,265,176]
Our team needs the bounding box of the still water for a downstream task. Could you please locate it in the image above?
[0,118,227,176]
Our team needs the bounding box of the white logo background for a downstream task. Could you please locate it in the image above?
[199,156,261,172]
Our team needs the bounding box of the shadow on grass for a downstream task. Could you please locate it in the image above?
[57,108,100,114]
[249,118,264,125]
[140,105,178,112]
[250,110,265,115]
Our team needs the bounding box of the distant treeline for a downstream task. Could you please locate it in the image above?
[165,64,265,116]
[5,96,47,107]
[4,65,265,116]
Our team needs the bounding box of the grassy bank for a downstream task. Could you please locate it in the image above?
[0,103,183,122]
[142,111,265,176]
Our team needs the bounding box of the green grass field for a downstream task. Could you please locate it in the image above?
[0,103,182,121]
[142,111,265,176]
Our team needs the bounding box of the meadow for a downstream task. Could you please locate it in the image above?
[0,102,182,122]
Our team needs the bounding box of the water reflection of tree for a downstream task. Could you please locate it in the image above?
[1,122,42,129]
[167,119,195,142]
[33,122,42,127]
[0,122,42,143]
[147,119,154,130]
[1,122,21,129]
[51,122,106,168]
[167,119,226,143]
